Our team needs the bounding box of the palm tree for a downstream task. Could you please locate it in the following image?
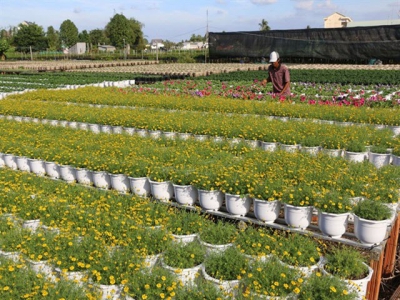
[259,19,270,31]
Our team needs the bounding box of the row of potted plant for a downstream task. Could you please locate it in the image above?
[0,212,371,300]
[7,85,400,126]
[2,97,399,151]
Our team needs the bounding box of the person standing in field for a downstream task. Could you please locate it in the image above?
[262,51,290,97]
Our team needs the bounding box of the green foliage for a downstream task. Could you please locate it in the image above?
[46,26,60,51]
[174,277,226,299]
[105,14,144,49]
[323,246,368,280]
[89,29,109,46]
[240,257,301,298]
[298,272,358,300]
[162,240,206,269]
[199,219,237,245]
[13,23,48,52]
[204,246,248,281]
[352,199,392,220]
[125,266,179,299]
[0,38,10,57]
[59,19,79,48]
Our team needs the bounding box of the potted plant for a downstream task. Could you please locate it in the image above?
[198,219,237,254]
[315,189,353,238]
[202,246,249,296]
[147,165,174,202]
[322,246,373,300]
[126,227,172,269]
[234,226,277,261]
[124,266,179,300]
[352,199,392,245]
[281,183,316,230]
[252,179,283,224]
[133,201,170,228]
[368,144,391,168]
[192,170,224,212]
[0,257,93,300]
[52,233,102,283]
[170,167,199,206]
[344,140,368,162]
[276,233,321,276]
[21,229,57,280]
[165,209,205,243]
[173,276,226,299]
[91,247,143,299]
[298,271,358,300]
[0,218,28,262]
[161,240,206,284]
[239,256,302,299]
[221,170,254,217]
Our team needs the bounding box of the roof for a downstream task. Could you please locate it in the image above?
[98,45,115,48]
[324,12,348,20]
[347,19,400,27]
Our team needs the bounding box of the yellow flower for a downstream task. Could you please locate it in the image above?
[142,295,147,300]
[330,286,337,293]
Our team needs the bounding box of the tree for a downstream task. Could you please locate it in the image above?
[89,29,108,46]
[59,19,78,48]
[163,40,175,50]
[128,18,145,51]
[259,19,270,31]
[13,23,48,52]
[0,38,10,60]
[78,30,90,43]
[189,34,204,42]
[105,14,132,48]
[105,14,145,50]
[46,26,59,51]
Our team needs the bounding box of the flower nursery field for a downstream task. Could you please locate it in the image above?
[0,62,400,300]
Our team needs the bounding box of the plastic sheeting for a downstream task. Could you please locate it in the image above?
[208,25,400,63]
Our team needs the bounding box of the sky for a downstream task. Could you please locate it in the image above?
[1,0,400,42]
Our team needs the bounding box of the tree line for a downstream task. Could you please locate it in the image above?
[0,14,147,58]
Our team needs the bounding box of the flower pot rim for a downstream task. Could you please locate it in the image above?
[354,214,390,223]
[318,210,351,216]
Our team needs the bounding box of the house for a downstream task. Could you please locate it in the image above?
[181,42,204,50]
[324,12,352,28]
[150,39,164,50]
[68,42,86,55]
[98,45,116,53]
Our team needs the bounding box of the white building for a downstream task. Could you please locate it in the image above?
[150,39,164,50]
[68,42,86,55]
[181,42,204,50]
[98,45,116,53]
[324,12,352,28]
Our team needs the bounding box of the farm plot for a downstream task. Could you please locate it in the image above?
[1,66,400,299]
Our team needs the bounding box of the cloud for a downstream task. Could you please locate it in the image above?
[250,0,277,5]
[292,0,314,11]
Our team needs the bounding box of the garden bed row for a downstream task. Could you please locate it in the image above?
[1,99,399,157]
[0,118,398,249]
[6,85,400,125]
[0,166,386,300]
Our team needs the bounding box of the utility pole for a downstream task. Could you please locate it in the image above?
[205,10,209,63]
